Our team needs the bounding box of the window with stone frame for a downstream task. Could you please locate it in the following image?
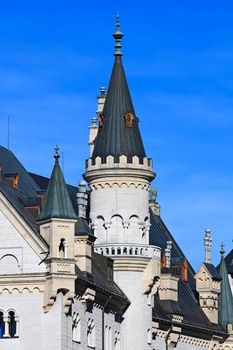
[87,318,95,348]
[114,330,120,350]
[105,326,112,350]
[0,310,19,338]
[58,238,66,258]
[72,312,81,343]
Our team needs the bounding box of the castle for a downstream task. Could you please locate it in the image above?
[0,15,233,350]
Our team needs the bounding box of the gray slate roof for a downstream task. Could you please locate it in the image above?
[149,210,196,289]
[0,146,40,195]
[75,217,94,237]
[150,210,225,335]
[218,254,233,329]
[92,55,146,161]
[225,249,233,274]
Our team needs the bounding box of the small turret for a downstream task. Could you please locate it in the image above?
[195,230,221,324]
[38,146,77,313]
[74,180,95,274]
[88,88,106,157]
[84,16,160,350]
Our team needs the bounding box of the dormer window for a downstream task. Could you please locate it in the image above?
[98,114,106,128]
[124,112,134,127]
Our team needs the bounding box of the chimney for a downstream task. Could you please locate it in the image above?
[74,180,95,274]
[76,180,88,218]
[96,87,106,115]
[159,241,179,302]
[204,228,212,264]
[88,87,106,157]
[164,241,172,268]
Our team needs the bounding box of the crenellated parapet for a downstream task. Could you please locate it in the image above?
[86,154,153,169]
[84,155,155,186]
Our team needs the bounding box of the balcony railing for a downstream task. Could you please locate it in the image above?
[94,243,161,259]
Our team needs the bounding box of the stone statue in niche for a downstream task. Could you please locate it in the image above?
[149,187,157,203]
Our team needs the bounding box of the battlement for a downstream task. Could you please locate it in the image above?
[85,155,153,171]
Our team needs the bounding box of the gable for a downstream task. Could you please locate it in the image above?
[0,193,47,274]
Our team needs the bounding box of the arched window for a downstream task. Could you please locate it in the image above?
[114,331,120,350]
[108,327,112,350]
[0,312,4,338]
[59,238,66,258]
[9,311,16,337]
[0,255,21,274]
[147,328,152,345]
[105,326,112,350]
[72,313,81,343]
[87,319,95,348]
[109,215,124,242]
[104,326,108,349]
[0,310,19,338]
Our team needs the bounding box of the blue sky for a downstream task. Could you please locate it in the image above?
[0,0,233,268]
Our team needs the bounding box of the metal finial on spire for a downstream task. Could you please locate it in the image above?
[54,145,60,162]
[116,11,120,31]
[220,242,225,256]
[113,12,123,56]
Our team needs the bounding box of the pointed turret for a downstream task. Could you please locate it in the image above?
[92,13,146,161]
[38,146,77,313]
[218,243,233,329]
[84,17,159,350]
[39,145,77,221]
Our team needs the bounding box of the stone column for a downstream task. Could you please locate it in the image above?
[14,317,19,337]
[3,317,9,337]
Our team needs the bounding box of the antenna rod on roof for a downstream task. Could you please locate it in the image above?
[7,116,10,150]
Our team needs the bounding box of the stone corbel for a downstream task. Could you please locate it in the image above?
[123,221,129,229]
[81,287,96,303]
[63,290,75,314]
[43,291,57,313]
[91,223,98,236]
[165,326,181,349]
[104,222,111,230]
[209,335,223,350]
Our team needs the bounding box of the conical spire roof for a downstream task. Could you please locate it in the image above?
[92,15,146,160]
[38,146,77,221]
[218,244,233,328]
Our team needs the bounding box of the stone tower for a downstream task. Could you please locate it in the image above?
[84,15,161,350]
